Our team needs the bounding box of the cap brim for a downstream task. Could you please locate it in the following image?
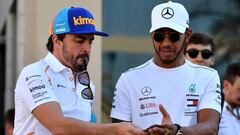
[67,30,109,37]
[150,23,186,33]
[93,31,109,37]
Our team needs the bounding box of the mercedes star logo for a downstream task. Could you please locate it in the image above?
[141,87,152,96]
[161,7,174,19]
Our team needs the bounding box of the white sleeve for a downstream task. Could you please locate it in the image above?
[198,71,222,113]
[15,67,58,112]
[110,73,132,121]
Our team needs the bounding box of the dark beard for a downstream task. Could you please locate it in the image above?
[73,54,89,72]
[152,35,186,65]
[62,44,89,72]
[160,57,176,64]
[153,46,178,64]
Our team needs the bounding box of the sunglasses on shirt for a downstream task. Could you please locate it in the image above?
[153,32,181,43]
[78,71,93,100]
[186,49,213,59]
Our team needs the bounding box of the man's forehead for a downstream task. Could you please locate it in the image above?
[187,44,212,50]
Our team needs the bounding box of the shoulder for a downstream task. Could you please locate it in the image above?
[17,60,49,85]
[115,60,152,82]
[21,60,45,76]
[123,59,152,75]
[185,60,218,74]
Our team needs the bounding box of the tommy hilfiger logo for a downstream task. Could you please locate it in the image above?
[73,16,95,26]
[187,99,198,107]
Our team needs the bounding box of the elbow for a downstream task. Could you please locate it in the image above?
[50,128,68,135]
[207,126,218,135]
[47,119,69,135]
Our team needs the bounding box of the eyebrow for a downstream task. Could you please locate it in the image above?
[75,36,87,40]
[74,36,94,40]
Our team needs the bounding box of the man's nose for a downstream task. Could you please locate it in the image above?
[196,52,203,60]
[161,37,173,47]
[81,41,91,52]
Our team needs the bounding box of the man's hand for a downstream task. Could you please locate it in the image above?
[159,104,173,125]
[112,122,146,135]
[144,104,178,135]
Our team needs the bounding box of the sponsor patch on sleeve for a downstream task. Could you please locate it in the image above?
[27,80,51,104]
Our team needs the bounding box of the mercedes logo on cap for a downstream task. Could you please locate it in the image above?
[161,7,174,19]
[141,87,152,96]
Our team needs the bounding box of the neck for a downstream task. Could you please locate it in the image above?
[226,100,238,109]
[53,51,72,69]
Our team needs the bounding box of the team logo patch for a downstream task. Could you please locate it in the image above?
[161,7,174,19]
[29,85,45,92]
[188,84,196,93]
[215,90,222,106]
[139,111,158,117]
[57,84,66,88]
[187,99,198,107]
[141,87,152,96]
[25,75,41,81]
[140,102,157,110]
[112,88,117,108]
[73,16,95,26]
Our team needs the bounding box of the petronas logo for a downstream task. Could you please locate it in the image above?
[189,84,196,93]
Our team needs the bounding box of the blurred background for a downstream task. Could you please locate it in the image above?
[0,0,239,132]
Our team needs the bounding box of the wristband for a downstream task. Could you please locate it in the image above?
[174,124,183,135]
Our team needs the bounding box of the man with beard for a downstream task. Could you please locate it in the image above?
[218,63,240,135]
[14,7,146,135]
[111,1,222,135]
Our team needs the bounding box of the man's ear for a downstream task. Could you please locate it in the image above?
[52,35,62,47]
[223,80,231,94]
[211,57,215,66]
[185,29,192,43]
[150,32,154,38]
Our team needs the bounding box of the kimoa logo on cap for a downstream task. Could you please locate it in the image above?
[73,16,95,26]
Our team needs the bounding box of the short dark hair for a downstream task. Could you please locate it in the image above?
[5,108,15,127]
[46,34,65,52]
[224,62,240,84]
[185,33,215,54]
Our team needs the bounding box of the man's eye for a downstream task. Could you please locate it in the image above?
[89,40,93,44]
[77,40,84,43]
[75,37,94,44]
[89,38,94,44]
[89,40,94,44]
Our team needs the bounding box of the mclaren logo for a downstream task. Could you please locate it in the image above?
[161,7,174,19]
[141,87,152,96]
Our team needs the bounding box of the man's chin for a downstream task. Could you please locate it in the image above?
[160,57,176,64]
[72,65,85,72]
[162,60,175,64]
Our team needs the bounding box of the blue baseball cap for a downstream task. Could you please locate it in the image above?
[49,7,108,36]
